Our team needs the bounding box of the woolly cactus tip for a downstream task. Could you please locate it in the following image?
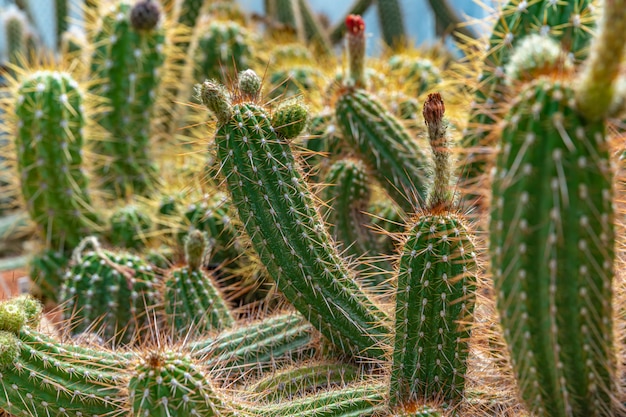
[505,34,571,83]
[197,80,232,125]
[185,230,210,271]
[0,300,27,334]
[346,14,365,35]
[10,294,42,324]
[271,99,309,139]
[346,14,366,88]
[130,0,161,31]
[238,69,262,101]
[423,93,455,210]
[0,331,19,366]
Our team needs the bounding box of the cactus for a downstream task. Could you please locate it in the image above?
[60,237,159,346]
[29,248,69,302]
[335,16,430,214]
[108,203,153,250]
[248,361,361,402]
[387,55,442,97]
[89,0,165,198]
[2,6,28,67]
[14,70,99,251]
[460,0,595,204]
[55,0,68,47]
[198,72,391,359]
[321,158,392,287]
[164,230,234,336]
[189,313,320,379]
[193,19,253,83]
[129,348,240,417]
[376,0,407,47]
[0,296,128,417]
[390,93,477,406]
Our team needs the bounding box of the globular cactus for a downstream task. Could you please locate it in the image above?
[60,237,159,346]
[193,19,253,83]
[90,0,165,198]
[128,348,240,417]
[268,66,325,101]
[13,70,99,251]
[108,203,153,250]
[164,230,234,337]
[390,93,477,406]
[335,16,430,214]
[489,0,626,409]
[0,295,128,417]
[198,70,391,359]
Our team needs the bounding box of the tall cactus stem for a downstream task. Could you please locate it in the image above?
[346,14,366,89]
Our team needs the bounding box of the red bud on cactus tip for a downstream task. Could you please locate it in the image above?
[346,14,365,35]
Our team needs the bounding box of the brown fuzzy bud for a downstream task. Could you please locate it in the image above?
[130,0,161,31]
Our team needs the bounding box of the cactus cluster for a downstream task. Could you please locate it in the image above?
[0,1,625,417]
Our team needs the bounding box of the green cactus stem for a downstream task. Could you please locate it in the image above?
[390,93,477,406]
[249,361,361,402]
[189,313,320,379]
[108,203,153,250]
[29,249,70,302]
[90,0,165,198]
[376,0,407,47]
[388,55,442,97]
[199,75,391,359]
[55,0,68,47]
[0,297,128,417]
[322,159,392,288]
[490,78,617,416]
[60,237,159,346]
[14,70,99,251]
[460,0,595,205]
[164,230,234,337]
[3,6,28,67]
[337,16,430,214]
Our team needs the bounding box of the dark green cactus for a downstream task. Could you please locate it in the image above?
[60,237,159,346]
[90,0,165,198]
[490,79,617,416]
[14,70,99,251]
[108,203,153,250]
[164,230,234,337]
[199,73,391,359]
[29,248,69,302]
[390,93,477,406]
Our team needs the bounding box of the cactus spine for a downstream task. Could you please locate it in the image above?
[390,93,477,406]
[199,72,390,359]
[14,70,99,251]
[90,0,165,198]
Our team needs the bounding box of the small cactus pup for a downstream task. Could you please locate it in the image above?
[60,236,159,346]
[108,202,153,250]
[335,15,430,214]
[0,295,128,417]
[198,70,391,359]
[490,1,626,413]
[89,0,165,198]
[390,93,477,407]
[129,348,240,417]
[13,70,100,251]
[163,230,234,337]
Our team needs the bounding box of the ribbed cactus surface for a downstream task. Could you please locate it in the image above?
[14,70,98,250]
[490,79,616,416]
[90,0,165,197]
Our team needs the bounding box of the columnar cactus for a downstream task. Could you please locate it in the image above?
[198,70,390,359]
[489,1,626,411]
[14,70,99,251]
[60,237,159,346]
[390,93,477,406]
[164,230,234,336]
[335,15,430,214]
[90,0,165,198]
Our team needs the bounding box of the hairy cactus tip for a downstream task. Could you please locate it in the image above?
[504,34,572,83]
[185,230,210,271]
[0,295,41,334]
[272,99,309,139]
[238,68,262,101]
[130,0,161,31]
[197,79,232,125]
